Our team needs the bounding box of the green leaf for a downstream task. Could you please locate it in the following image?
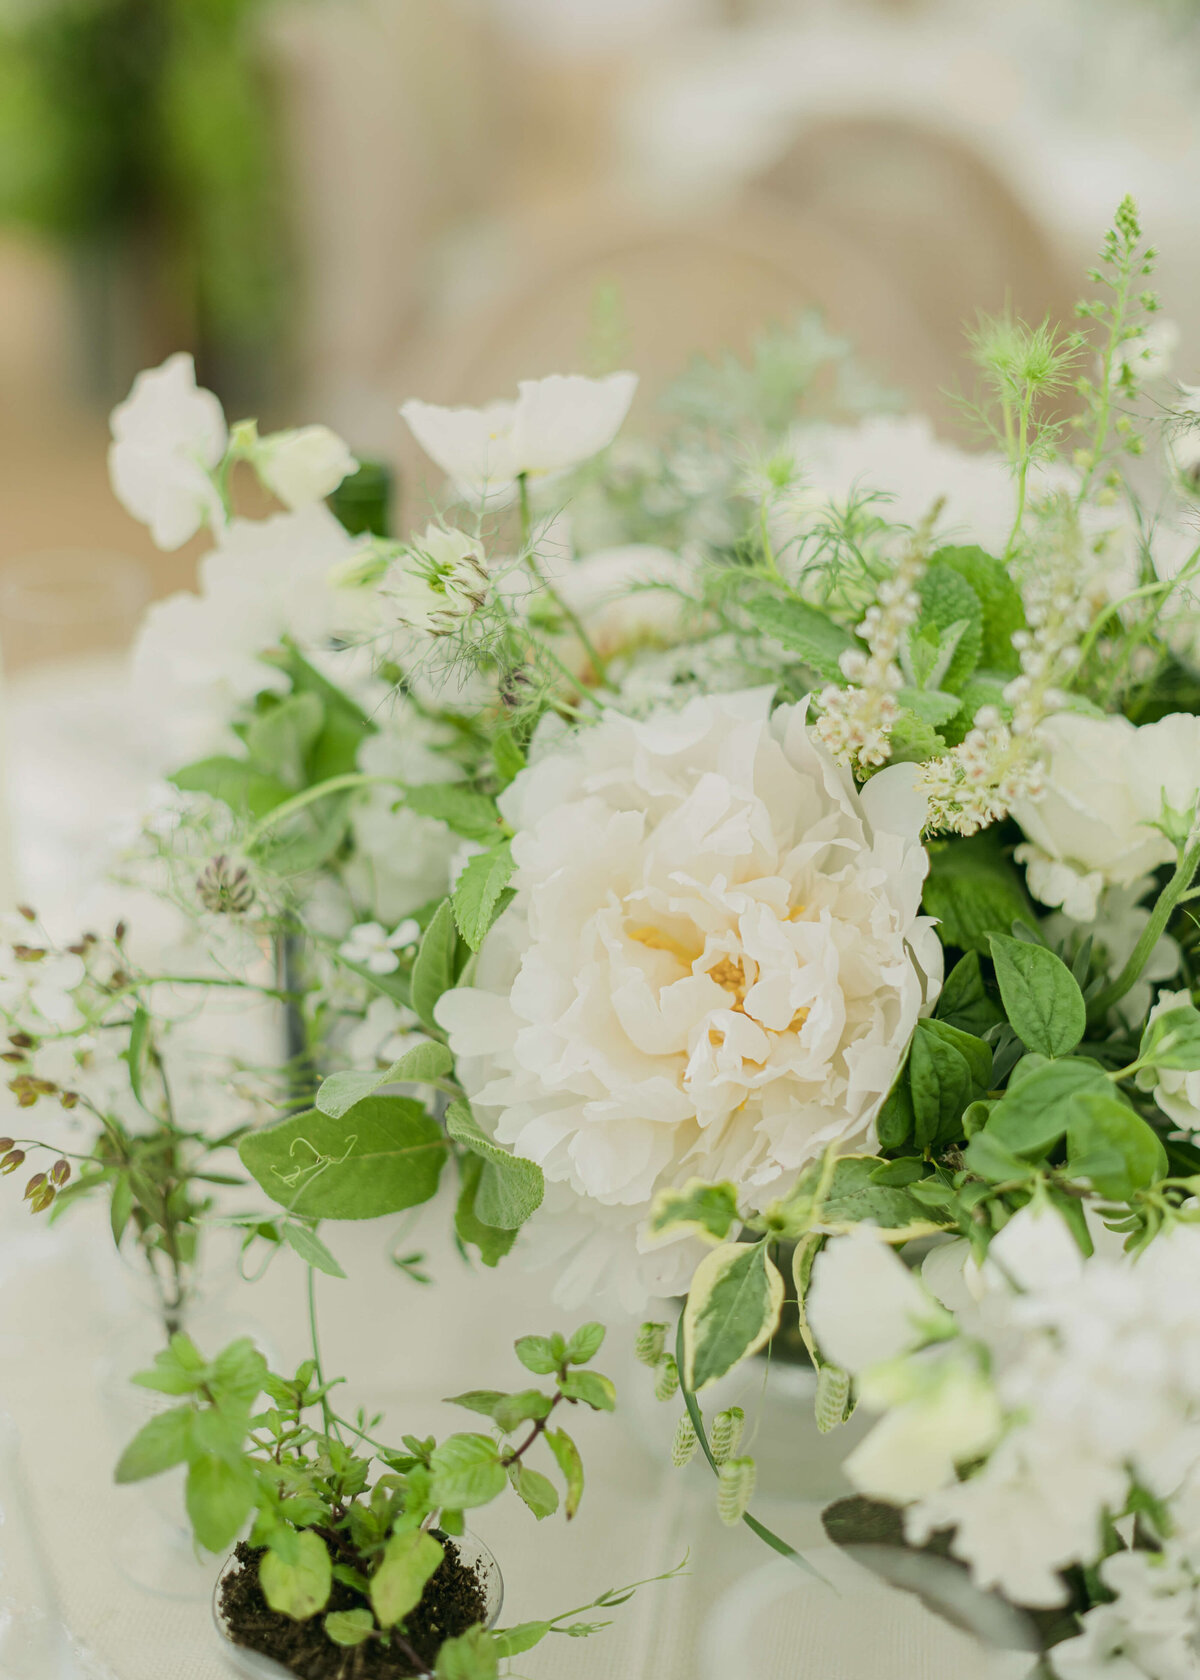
[403,783,505,843]
[647,1179,740,1245]
[492,727,526,789]
[238,1096,446,1220]
[428,1435,507,1510]
[1066,1092,1169,1199]
[936,952,1004,1038]
[445,1390,507,1419]
[508,1464,559,1519]
[185,1454,256,1553]
[923,833,1034,954]
[514,1335,559,1376]
[110,1173,134,1246]
[314,1042,453,1119]
[247,693,324,787]
[435,1625,500,1680]
[820,1155,953,1237]
[962,1130,1036,1182]
[493,1623,551,1659]
[682,1241,783,1391]
[370,1529,444,1629]
[452,844,516,951]
[254,793,352,878]
[914,564,983,692]
[565,1322,606,1364]
[170,756,291,819]
[260,1531,332,1621]
[114,1405,194,1483]
[492,1390,553,1433]
[280,1222,346,1279]
[557,1370,616,1411]
[743,592,857,680]
[445,1101,543,1229]
[984,1057,1111,1157]
[1141,1004,1200,1072]
[209,1339,270,1412]
[411,900,463,1034]
[989,934,1086,1058]
[263,640,376,783]
[896,687,961,727]
[324,1609,375,1648]
[875,1067,915,1150]
[933,546,1026,675]
[131,1333,207,1396]
[545,1427,584,1518]
[909,1018,989,1150]
[455,1154,517,1267]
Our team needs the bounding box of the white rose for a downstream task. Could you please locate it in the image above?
[401,372,637,504]
[108,352,228,550]
[1137,988,1200,1133]
[255,425,358,509]
[1012,712,1200,921]
[436,688,942,1311]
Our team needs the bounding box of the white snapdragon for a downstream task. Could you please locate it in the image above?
[1012,713,1200,921]
[252,424,358,509]
[108,353,228,549]
[401,372,637,503]
[381,525,490,635]
[338,919,420,975]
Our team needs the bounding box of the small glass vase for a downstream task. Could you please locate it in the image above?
[212,1532,504,1679]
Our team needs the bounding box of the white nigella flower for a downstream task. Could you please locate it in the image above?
[338,919,420,975]
[435,687,942,1312]
[381,525,490,636]
[401,372,637,504]
[1012,712,1200,922]
[108,353,228,550]
[253,424,358,510]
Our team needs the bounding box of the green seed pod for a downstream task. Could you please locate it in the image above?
[670,1414,698,1468]
[710,1406,745,1467]
[815,1365,852,1434]
[23,1173,46,1201]
[50,1159,70,1187]
[635,1322,667,1367]
[654,1354,680,1402]
[1,1148,26,1174]
[0,1138,13,1154]
[29,1184,54,1214]
[716,1456,757,1527]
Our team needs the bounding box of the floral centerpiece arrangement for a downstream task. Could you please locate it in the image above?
[9,194,1200,1675]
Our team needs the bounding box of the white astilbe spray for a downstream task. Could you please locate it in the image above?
[921,504,1094,835]
[814,526,929,769]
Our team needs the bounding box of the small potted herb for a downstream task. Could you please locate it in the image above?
[116,1300,676,1677]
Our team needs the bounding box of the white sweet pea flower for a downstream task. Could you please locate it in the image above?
[338,920,419,975]
[401,372,637,503]
[108,352,228,549]
[1137,988,1200,1134]
[807,1228,949,1374]
[436,688,941,1311]
[1012,712,1200,921]
[254,425,358,509]
[849,1353,1004,1504]
[381,525,489,635]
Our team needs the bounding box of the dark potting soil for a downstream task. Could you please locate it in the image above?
[219,1538,490,1679]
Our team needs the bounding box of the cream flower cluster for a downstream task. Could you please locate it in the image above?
[815,540,925,769]
[436,688,942,1312]
[809,1208,1200,1620]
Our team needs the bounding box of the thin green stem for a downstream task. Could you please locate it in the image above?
[243,773,402,851]
[1089,838,1200,1021]
[1002,386,1033,564]
[306,1264,342,1443]
[517,473,614,689]
[1079,263,1134,502]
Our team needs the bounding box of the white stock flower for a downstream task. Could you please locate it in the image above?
[108,353,228,549]
[1012,713,1200,922]
[381,525,490,636]
[255,425,358,509]
[436,688,941,1312]
[1139,989,1200,1134]
[338,920,419,975]
[401,372,637,503]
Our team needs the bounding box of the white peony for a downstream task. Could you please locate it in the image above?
[436,687,941,1312]
[1012,712,1200,922]
[254,425,358,509]
[401,372,637,504]
[109,353,228,550]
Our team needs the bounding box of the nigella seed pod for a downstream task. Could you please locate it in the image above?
[710,1406,745,1467]
[196,855,256,916]
[635,1322,667,1367]
[50,1159,70,1187]
[1,1150,25,1173]
[23,1173,46,1200]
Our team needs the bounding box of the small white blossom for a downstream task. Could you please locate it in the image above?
[338,920,420,975]
[1138,989,1200,1135]
[108,353,228,549]
[401,372,637,503]
[254,425,358,509]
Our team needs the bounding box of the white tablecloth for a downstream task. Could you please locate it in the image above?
[0,658,998,1679]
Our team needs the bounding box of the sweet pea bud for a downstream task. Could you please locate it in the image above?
[670,1415,698,1468]
[710,1406,745,1467]
[716,1456,757,1527]
[635,1322,667,1367]
[1,1149,25,1173]
[654,1354,680,1403]
[815,1365,852,1434]
[50,1159,70,1187]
